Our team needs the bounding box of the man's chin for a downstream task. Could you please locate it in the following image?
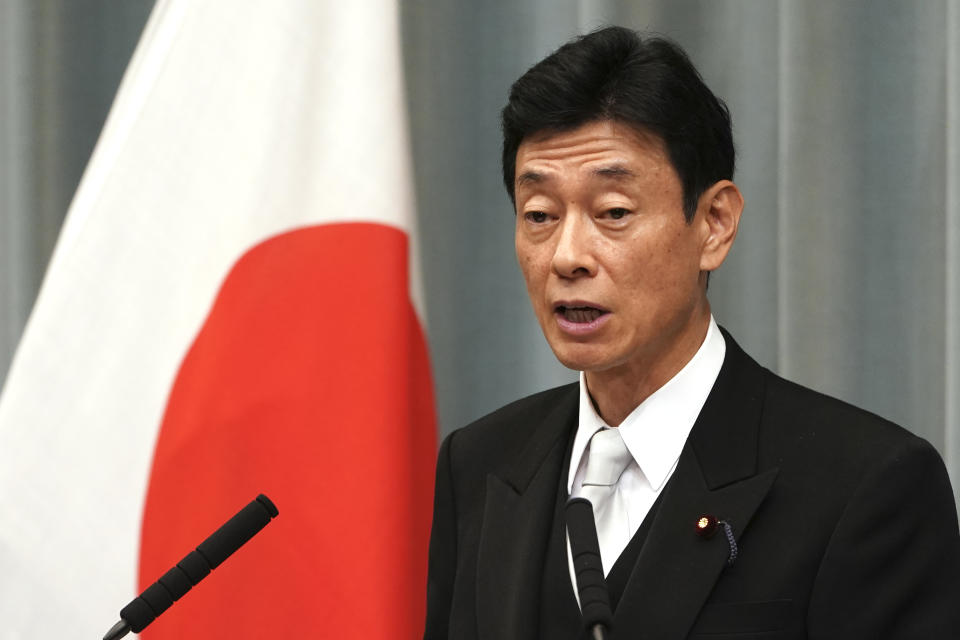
[549,345,617,373]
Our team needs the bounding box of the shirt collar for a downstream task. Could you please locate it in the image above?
[567,316,726,492]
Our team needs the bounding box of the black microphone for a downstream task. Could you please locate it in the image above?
[565,497,613,640]
[103,494,279,640]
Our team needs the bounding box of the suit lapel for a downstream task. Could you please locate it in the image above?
[476,386,578,640]
[613,331,779,639]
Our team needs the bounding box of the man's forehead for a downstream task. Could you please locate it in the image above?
[520,120,662,150]
[514,120,668,187]
[516,164,638,187]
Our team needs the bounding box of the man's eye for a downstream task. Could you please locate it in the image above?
[525,211,549,223]
[605,208,630,220]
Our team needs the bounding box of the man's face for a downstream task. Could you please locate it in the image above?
[513,119,713,377]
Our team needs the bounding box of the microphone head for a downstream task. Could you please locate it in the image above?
[197,493,277,569]
[256,494,279,517]
[565,497,613,631]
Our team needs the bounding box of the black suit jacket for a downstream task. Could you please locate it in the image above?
[423,331,960,639]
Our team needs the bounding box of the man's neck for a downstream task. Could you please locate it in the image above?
[584,312,712,426]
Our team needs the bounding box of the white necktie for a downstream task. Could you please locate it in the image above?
[577,428,633,575]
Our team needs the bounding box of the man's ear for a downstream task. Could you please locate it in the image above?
[698,180,743,272]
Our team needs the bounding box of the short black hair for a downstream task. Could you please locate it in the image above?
[501,26,734,222]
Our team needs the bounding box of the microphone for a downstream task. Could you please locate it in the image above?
[103,494,279,640]
[565,497,613,640]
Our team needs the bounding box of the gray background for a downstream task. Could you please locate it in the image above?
[2,0,958,501]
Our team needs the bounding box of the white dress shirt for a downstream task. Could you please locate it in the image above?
[567,316,726,597]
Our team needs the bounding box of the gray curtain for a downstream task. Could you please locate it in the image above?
[2,0,958,505]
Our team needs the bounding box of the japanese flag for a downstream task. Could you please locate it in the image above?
[0,1,437,638]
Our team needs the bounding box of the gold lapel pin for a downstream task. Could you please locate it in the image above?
[695,514,718,538]
[696,514,738,566]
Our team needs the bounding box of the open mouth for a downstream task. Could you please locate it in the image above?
[555,304,608,324]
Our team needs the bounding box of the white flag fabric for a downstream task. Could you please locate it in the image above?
[0,1,437,637]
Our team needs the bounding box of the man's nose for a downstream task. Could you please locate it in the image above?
[551,212,597,278]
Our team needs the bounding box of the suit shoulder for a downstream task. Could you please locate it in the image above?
[759,369,939,476]
[766,372,917,441]
[720,328,928,458]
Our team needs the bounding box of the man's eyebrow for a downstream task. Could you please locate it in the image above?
[593,165,637,180]
[516,170,547,187]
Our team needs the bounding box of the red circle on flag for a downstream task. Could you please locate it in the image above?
[140,223,437,638]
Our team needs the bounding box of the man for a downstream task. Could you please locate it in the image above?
[423,26,960,640]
